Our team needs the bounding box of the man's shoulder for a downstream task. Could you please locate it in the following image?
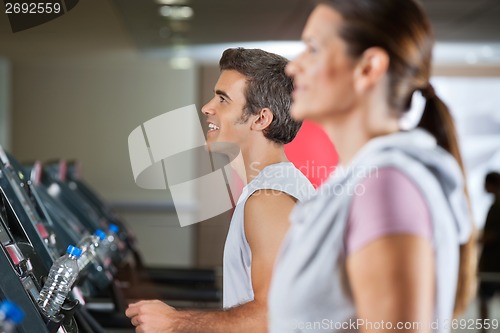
[246,188,295,205]
[252,163,314,200]
[244,189,297,218]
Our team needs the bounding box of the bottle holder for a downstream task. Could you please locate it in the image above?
[42,298,79,333]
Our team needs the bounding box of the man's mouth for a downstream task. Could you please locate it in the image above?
[208,123,220,132]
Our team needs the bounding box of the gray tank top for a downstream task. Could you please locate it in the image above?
[223,162,315,309]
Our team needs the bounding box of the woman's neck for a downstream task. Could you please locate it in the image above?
[321,101,400,166]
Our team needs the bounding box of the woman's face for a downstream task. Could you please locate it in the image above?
[286,5,358,122]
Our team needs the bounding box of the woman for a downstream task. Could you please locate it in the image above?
[268,1,477,332]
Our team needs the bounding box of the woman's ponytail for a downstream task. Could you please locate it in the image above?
[417,85,478,317]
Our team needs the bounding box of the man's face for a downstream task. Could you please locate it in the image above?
[202,70,252,150]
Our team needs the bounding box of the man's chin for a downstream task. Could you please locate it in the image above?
[206,141,240,158]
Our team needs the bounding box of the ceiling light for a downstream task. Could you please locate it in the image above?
[155,0,190,5]
[159,5,194,20]
[178,6,193,18]
[159,6,172,17]
[170,57,193,70]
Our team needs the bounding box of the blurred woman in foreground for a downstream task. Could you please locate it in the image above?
[269,1,477,332]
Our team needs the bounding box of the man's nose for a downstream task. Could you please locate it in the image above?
[201,99,215,115]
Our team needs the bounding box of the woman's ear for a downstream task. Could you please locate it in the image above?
[251,108,274,131]
[353,47,389,93]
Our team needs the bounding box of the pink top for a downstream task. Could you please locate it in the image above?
[346,167,432,254]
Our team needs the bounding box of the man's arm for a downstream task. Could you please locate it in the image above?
[125,189,296,333]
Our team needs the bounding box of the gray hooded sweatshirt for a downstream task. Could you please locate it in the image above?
[268,129,472,333]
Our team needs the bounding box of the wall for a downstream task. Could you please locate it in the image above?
[431,64,500,228]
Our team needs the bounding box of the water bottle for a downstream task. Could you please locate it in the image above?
[95,224,121,263]
[108,224,122,251]
[37,245,82,318]
[76,229,106,272]
[0,300,25,333]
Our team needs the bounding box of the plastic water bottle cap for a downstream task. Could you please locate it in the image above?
[0,300,25,325]
[95,229,106,240]
[108,224,119,234]
[66,245,82,258]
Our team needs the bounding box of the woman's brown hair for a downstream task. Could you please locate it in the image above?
[321,0,477,316]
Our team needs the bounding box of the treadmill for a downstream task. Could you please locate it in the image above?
[63,160,218,288]
[0,162,79,332]
[0,148,118,333]
[41,160,221,305]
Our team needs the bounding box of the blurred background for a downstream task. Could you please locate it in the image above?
[0,0,499,328]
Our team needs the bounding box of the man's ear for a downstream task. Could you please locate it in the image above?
[251,108,274,131]
[353,47,389,93]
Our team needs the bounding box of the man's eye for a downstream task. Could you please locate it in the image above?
[219,96,226,103]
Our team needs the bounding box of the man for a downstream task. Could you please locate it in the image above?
[479,171,500,332]
[125,48,314,333]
